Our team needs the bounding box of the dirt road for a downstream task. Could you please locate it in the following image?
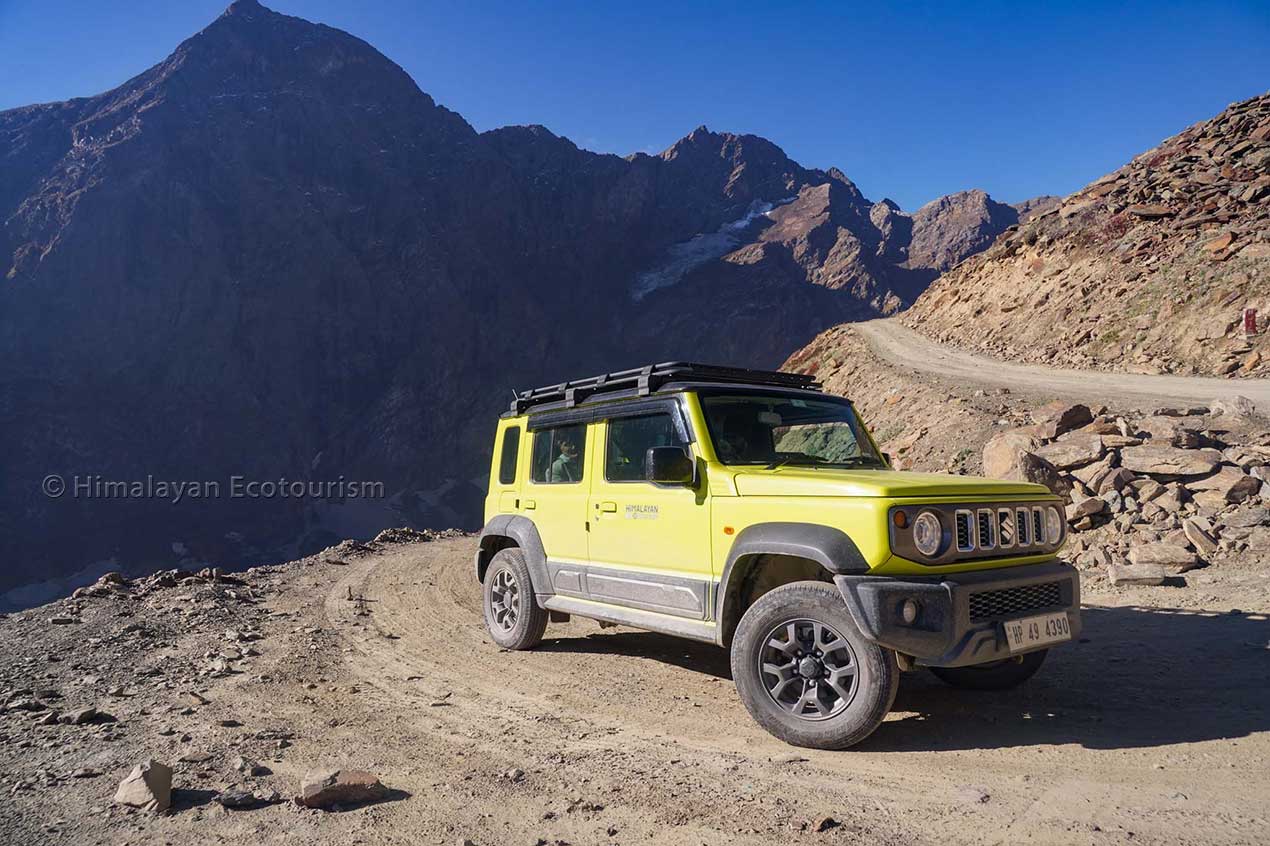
[18,537,1263,846]
[855,319,1270,410]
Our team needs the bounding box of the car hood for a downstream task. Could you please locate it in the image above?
[731,467,1052,499]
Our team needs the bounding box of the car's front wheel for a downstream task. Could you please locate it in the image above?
[731,581,898,750]
[482,548,548,650]
[929,649,1047,690]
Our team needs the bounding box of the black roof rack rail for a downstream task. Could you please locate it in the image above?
[509,362,822,414]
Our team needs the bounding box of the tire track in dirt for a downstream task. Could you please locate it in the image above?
[284,539,1270,845]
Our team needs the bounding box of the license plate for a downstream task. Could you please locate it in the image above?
[1003,612,1071,652]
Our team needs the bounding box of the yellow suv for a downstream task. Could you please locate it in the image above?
[476,363,1080,749]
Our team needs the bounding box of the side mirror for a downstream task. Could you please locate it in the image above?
[645,446,695,485]
[882,452,893,467]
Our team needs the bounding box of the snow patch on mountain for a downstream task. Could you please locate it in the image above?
[631,197,795,300]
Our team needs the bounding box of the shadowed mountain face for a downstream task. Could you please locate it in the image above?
[0,0,1030,599]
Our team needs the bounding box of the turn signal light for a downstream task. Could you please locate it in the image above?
[892,511,908,529]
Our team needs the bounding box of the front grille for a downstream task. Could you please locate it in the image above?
[955,511,973,551]
[969,581,1063,621]
[892,501,1062,567]
[1016,508,1031,545]
[977,509,996,550]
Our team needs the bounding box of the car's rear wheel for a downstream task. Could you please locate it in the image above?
[929,649,1047,690]
[482,548,548,650]
[731,581,898,750]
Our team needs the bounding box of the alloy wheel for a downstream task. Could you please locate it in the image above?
[489,568,521,632]
[759,618,859,720]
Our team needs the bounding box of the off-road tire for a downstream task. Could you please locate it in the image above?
[731,581,898,750]
[929,649,1047,690]
[482,548,548,650]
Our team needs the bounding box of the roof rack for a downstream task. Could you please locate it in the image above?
[509,362,822,414]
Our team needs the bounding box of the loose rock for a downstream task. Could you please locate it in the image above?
[1120,445,1219,477]
[1127,543,1201,574]
[114,759,173,813]
[297,768,387,809]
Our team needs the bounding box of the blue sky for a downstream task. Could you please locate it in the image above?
[1,0,1267,210]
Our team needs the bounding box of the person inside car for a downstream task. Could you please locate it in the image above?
[549,439,581,482]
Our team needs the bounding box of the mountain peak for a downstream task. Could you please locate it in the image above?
[222,0,266,16]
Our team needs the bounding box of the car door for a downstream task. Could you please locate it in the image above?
[585,407,712,620]
[525,421,592,563]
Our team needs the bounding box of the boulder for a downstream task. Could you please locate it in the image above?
[1135,416,1201,447]
[1182,519,1219,554]
[1224,445,1270,469]
[1210,396,1257,418]
[1127,543,1200,574]
[981,431,1068,496]
[1223,505,1270,529]
[65,707,100,725]
[1191,490,1231,512]
[982,430,1040,477]
[1097,468,1137,495]
[1184,466,1260,504]
[1066,496,1107,523]
[1119,445,1219,477]
[1247,527,1270,550]
[218,785,259,809]
[1108,562,1168,586]
[1031,402,1094,439]
[1157,482,1188,511]
[1079,420,1121,435]
[1133,479,1166,502]
[1071,457,1113,487]
[114,760,173,812]
[297,769,387,809]
[1035,433,1104,469]
[1126,203,1174,219]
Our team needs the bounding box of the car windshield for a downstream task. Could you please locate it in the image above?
[699,393,885,468]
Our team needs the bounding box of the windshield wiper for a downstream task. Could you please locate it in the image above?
[821,456,885,468]
[764,455,826,470]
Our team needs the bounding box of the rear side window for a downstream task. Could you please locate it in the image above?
[497,426,521,485]
[606,413,685,482]
[530,424,587,484]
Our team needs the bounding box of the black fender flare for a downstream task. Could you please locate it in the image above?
[475,515,552,604]
[715,522,871,640]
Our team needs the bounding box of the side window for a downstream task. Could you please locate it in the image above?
[530,423,587,484]
[497,426,521,485]
[606,413,685,482]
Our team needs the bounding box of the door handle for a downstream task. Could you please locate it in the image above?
[598,501,617,513]
[522,499,536,510]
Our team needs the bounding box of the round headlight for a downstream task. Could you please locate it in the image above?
[1045,506,1063,545]
[912,511,942,557]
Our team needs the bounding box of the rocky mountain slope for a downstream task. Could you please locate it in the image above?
[904,93,1270,377]
[0,0,1034,601]
[790,323,1270,585]
[904,190,1058,273]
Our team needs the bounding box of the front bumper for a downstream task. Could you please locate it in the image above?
[835,560,1080,668]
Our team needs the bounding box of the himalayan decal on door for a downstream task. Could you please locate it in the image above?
[624,504,659,520]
